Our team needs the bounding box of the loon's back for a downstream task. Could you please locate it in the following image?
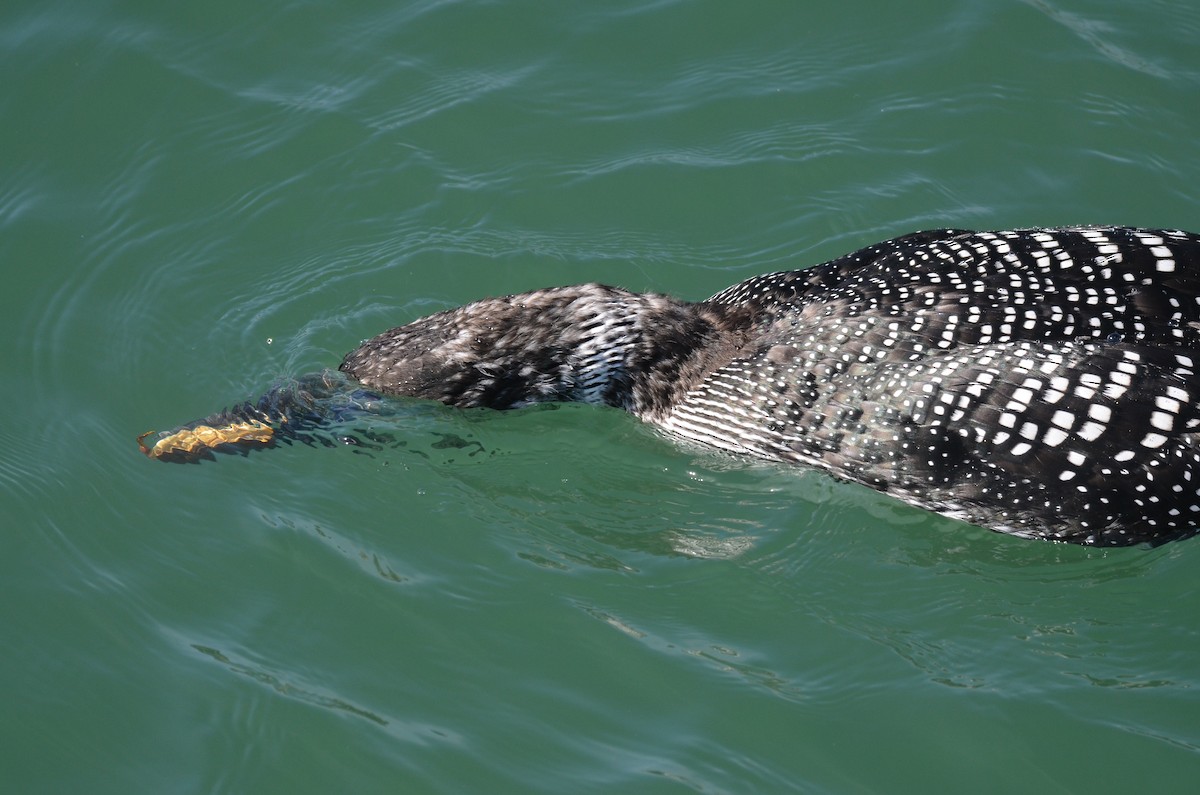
[663,227,1200,544]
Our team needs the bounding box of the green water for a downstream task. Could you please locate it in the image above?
[4,0,1200,792]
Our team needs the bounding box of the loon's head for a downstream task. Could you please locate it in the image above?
[339,283,755,417]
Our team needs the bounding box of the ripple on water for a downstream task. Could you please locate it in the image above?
[159,626,464,748]
[1020,0,1175,79]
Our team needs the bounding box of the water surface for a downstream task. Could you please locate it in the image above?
[3,0,1200,792]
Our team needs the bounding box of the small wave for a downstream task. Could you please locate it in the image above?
[1021,0,1173,79]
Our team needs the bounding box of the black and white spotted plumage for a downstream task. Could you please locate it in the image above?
[658,227,1200,545]
[338,226,1200,546]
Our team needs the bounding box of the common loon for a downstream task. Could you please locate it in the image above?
[141,226,1200,546]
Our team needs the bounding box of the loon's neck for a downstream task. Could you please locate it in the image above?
[339,283,755,418]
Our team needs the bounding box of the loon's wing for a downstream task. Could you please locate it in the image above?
[661,226,1200,545]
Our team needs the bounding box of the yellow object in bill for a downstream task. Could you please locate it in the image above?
[138,419,275,461]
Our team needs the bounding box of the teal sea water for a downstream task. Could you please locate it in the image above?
[4,1,1200,792]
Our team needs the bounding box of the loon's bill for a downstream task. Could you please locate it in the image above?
[142,226,1200,546]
